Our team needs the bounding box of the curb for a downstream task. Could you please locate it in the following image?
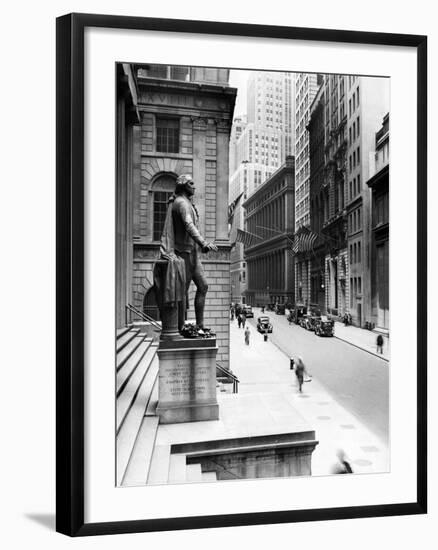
[333,335,389,362]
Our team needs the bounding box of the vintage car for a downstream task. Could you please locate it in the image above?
[292,305,307,325]
[304,305,322,331]
[314,316,334,337]
[299,314,311,329]
[257,316,273,333]
[242,305,254,318]
[275,304,286,315]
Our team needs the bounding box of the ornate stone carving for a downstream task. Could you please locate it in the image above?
[191,116,208,131]
[214,118,231,133]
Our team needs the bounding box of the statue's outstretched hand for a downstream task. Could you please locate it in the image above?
[202,242,218,253]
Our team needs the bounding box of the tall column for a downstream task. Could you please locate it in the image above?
[215,119,232,242]
[192,117,207,236]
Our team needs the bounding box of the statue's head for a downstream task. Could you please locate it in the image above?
[175,174,195,197]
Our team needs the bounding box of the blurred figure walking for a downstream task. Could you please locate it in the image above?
[294,356,312,393]
[332,449,353,474]
[376,333,384,354]
[244,326,250,346]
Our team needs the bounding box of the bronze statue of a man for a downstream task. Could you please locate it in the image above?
[160,174,217,331]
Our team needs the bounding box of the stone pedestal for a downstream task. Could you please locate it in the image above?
[156,338,219,424]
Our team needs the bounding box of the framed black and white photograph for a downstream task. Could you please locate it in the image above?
[56,13,427,536]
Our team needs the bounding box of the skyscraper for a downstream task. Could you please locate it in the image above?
[229,71,296,303]
[346,75,389,326]
[294,73,321,230]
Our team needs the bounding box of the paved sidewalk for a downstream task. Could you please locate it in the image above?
[333,322,389,361]
[229,320,389,476]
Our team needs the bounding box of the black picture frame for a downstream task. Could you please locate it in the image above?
[56,12,427,537]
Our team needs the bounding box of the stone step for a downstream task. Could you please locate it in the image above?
[145,368,159,416]
[116,326,132,340]
[201,471,217,482]
[116,353,159,485]
[116,329,140,353]
[121,416,159,487]
[186,463,203,483]
[167,454,187,484]
[116,338,153,397]
[147,445,171,485]
[116,344,158,434]
[116,333,146,372]
[116,328,141,354]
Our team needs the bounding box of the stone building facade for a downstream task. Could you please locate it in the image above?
[345,76,389,326]
[367,113,389,331]
[243,156,295,306]
[116,64,236,369]
[321,74,349,318]
[308,85,327,312]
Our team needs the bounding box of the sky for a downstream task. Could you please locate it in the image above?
[228,70,252,118]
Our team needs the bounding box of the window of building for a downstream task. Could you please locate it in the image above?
[357,116,360,135]
[358,240,361,262]
[156,117,179,153]
[357,173,361,191]
[153,191,172,241]
[357,146,360,165]
[152,174,176,241]
[356,88,360,107]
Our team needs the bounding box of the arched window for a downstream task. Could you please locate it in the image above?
[151,173,177,241]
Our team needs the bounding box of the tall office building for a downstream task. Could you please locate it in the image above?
[229,71,296,303]
[293,73,321,305]
[345,75,389,326]
[294,73,321,230]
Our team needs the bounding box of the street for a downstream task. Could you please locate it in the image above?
[244,308,389,445]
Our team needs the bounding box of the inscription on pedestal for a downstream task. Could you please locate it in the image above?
[161,359,212,401]
[156,341,219,424]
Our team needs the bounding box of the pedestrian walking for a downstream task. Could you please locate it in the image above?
[294,356,312,393]
[376,333,384,354]
[241,313,246,329]
[332,449,353,474]
[244,326,250,345]
[261,305,265,314]
[237,315,242,329]
[263,331,268,342]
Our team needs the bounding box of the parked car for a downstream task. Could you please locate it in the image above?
[299,314,311,329]
[257,316,273,333]
[275,304,286,315]
[304,305,322,331]
[243,305,254,318]
[314,316,334,337]
[291,305,307,325]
